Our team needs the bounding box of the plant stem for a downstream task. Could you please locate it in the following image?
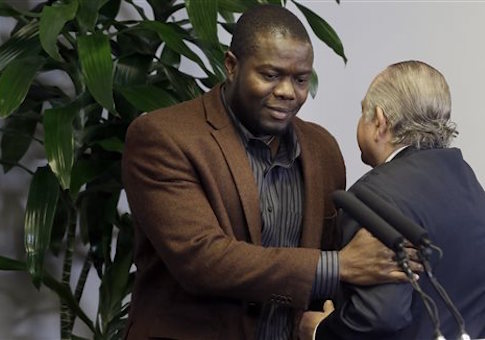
[60,205,77,340]
[68,254,92,331]
[74,254,91,303]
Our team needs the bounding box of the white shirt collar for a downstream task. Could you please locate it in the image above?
[385,145,410,163]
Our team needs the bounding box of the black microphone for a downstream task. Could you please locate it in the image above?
[332,190,404,252]
[353,185,469,339]
[353,185,430,247]
[334,189,446,340]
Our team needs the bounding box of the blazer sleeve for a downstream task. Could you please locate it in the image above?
[315,200,414,339]
[122,113,321,308]
[316,282,413,339]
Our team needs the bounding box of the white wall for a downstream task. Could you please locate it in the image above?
[1,1,485,338]
[296,1,485,186]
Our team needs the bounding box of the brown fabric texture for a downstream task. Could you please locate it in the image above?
[121,85,346,339]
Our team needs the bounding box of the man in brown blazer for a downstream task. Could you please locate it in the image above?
[122,5,418,340]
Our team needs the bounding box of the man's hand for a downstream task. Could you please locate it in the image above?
[339,228,423,285]
[299,300,335,340]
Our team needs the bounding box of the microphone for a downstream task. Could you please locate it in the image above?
[333,189,444,340]
[332,190,404,252]
[353,185,430,248]
[352,185,469,339]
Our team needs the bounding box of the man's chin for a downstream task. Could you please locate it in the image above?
[259,121,291,136]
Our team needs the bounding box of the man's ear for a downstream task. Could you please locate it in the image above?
[224,51,238,82]
[374,106,390,140]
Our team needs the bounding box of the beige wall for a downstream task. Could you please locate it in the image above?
[297,1,485,186]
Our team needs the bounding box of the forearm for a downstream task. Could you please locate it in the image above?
[311,251,339,300]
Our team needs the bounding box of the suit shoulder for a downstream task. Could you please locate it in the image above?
[296,119,336,139]
[295,119,342,157]
[126,95,206,137]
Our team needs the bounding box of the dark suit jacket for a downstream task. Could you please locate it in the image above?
[317,147,485,339]
[121,85,346,339]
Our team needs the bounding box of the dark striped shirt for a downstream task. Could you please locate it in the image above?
[221,90,338,339]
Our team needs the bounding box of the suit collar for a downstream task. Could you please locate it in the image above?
[391,145,418,161]
[203,84,263,244]
[203,88,322,248]
[294,121,325,248]
[202,84,232,130]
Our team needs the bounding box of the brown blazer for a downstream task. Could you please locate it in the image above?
[122,85,346,339]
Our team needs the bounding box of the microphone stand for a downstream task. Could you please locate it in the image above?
[418,241,470,340]
[394,244,445,340]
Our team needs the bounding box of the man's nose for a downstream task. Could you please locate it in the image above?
[273,77,296,100]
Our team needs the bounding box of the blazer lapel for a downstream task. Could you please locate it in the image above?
[203,86,262,245]
[295,123,325,249]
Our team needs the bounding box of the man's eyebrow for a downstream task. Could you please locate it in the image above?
[256,64,313,74]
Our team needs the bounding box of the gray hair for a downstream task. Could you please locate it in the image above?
[362,60,458,149]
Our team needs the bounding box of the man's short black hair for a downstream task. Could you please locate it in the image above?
[229,4,312,60]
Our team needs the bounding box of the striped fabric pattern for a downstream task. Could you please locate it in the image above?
[221,90,338,339]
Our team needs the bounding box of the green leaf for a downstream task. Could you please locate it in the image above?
[80,121,126,149]
[160,46,181,68]
[309,69,318,99]
[0,3,41,18]
[147,0,182,21]
[186,0,219,48]
[79,190,120,276]
[0,255,26,271]
[138,21,208,73]
[0,111,39,173]
[0,20,40,72]
[50,193,69,256]
[163,66,202,101]
[39,0,78,61]
[218,9,235,24]
[95,137,124,153]
[28,83,70,102]
[292,0,347,64]
[113,54,152,87]
[217,0,258,13]
[99,227,133,334]
[99,0,121,19]
[77,0,104,32]
[219,22,236,35]
[71,335,90,340]
[78,32,116,112]
[0,57,44,118]
[194,40,225,82]
[115,29,160,56]
[118,85,177,113]
[0,3,22,17]
[44,103,78,190]
[24,166,60,289]
[70,159,116,199]
[265,0,284,5]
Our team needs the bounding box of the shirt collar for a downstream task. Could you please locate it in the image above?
[385,145,410,163]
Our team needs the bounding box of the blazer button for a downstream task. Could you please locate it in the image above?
[246,302,261,316]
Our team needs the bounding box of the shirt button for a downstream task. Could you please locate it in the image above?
[267,206,273,212]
